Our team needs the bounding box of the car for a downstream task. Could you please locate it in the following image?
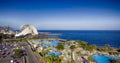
[5,47,7,50]
[2,55,6,58]
[7,52,10,55]
[10,60,14,63]
[1,52,5,55]
[10,55,15,58]
[10,60,19,63]
[0,52,2,58]
[14,60,19,63]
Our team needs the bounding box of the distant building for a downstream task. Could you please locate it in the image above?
[0,26,15,34]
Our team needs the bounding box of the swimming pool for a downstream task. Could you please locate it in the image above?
[48,51,61,56]
[42,40,58,47]
[92,55,119,63]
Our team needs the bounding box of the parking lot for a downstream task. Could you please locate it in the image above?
[0,42,26,63]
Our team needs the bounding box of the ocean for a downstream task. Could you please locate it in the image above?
[39,30,120,48]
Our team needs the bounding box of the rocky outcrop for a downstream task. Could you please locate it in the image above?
[15,24,38,37]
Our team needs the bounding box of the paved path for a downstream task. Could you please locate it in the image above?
[24,43,40,63]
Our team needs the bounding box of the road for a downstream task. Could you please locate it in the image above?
[0,42,41,63]
[24,43,40,63]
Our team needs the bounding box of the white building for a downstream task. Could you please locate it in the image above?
[15,24,38,37]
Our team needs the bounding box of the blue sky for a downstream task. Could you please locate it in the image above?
[0,0,120,30]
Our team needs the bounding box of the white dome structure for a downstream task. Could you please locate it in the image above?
[15,24,38,37]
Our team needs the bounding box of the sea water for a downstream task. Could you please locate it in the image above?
[39,30,120,48]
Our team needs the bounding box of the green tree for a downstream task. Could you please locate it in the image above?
[45,55,62,63]
[87,56,95,62]
[20,38,27,42]
[92,44,97,50]
[77,40,88,49]
[14,49,22,57]
[56,44,64,51]
[86,45,97,52]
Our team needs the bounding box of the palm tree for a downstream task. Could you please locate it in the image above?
[70,45,76,63]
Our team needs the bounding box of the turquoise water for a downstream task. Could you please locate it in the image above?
[42,40,58,47]
[92,55,119,63]
[48,51,61,56]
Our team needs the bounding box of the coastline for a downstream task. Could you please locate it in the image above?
[38,30,120,48]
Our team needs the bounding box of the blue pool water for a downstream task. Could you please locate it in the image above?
[92,55,119,63]
[42,40,58,47]
[48,51,61,56]
[39,30,120,48]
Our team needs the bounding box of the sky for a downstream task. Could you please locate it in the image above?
[0,0,120,30]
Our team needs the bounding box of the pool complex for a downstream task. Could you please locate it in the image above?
[92,55,119,63]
